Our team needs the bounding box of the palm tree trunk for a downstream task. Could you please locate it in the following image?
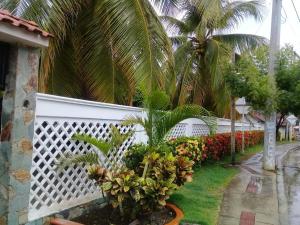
[230,95,236,165]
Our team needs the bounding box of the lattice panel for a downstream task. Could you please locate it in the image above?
[29,119,134,221]
[167,123,187,138]
[217,125,231,133]
[192,124,210,136]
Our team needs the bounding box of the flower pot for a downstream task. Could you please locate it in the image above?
[165,203,184,225]
[50,218,84,225]
[50,203,183,225]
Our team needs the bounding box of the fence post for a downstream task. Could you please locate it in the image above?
[0,47,40,225]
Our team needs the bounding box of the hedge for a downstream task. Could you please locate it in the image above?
[168,130,264,162]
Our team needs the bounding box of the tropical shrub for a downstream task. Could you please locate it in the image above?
[204,133,231,160]
[58,90,213,219]
[124,143,172,171]
[139,152,178,211]
[101,168,141,217]
[167,131,264,162]
[123,144,148,171]
[87,165,108,183]
[205,130,264,160]
[167,137,205,163]
[175,156,194,186]
[101,151,189,217]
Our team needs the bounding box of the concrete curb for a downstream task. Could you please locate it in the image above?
[276,145,300,225]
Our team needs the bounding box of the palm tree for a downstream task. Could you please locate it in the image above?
[162,0,267,116]
[1,0,175,105]
[123,90,215,147]
[122,89,215,179]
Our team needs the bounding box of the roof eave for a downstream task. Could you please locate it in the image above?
[0,23,49,48]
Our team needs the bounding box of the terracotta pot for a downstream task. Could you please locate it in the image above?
[50,203,183,225]
[50,218,84,225]
[165,203,184,225]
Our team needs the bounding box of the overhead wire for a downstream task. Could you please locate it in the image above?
[281,6,287,24]
[282,4,300,49]
[291,0,300,22]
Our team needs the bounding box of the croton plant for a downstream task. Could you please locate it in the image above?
[87,146,195,218]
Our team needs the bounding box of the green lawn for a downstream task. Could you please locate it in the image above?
[169,144,263,225]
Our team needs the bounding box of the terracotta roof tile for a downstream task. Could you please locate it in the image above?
[0,10,53,38]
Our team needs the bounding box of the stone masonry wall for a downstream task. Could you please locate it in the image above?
[0,46,40,225]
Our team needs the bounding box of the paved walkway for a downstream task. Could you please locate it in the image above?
[218,143,300,225]
[282,146,300,225]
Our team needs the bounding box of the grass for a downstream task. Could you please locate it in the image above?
[169,144,263,225]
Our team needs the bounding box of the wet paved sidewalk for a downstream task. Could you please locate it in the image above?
[282,146,300,225]
[218,143,300,225]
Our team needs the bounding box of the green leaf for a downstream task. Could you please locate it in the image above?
[123,186,130,192]
[102,182,112,191]
[72,134,111,155]
[116,178,123,186]
[57,153,99,169]
[117,194,124,203]
[158,199,166,206]
[145,177,155,186]
[111,200,119,208]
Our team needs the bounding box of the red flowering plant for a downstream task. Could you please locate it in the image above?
[167,131,264,164]
[203,131,264,160]
[204,133,231,160]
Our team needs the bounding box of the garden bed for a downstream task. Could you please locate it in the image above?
[51,203,183,225]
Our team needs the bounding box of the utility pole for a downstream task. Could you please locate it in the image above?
[263,0,282,170]
[231,95,236,165]
[231,53,236,165]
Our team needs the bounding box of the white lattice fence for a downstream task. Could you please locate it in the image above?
[28,94,145,221]
[28,93,264,221]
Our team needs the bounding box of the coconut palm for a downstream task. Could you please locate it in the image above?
[1,0,175,105]
[162,0,267,116]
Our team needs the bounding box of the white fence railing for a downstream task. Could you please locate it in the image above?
[28,93,264,221]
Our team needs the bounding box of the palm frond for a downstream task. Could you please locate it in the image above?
[219,0,264,30]
[122,115,150,140]
[174,50,196,106]
[110,126,134,148]
[0,0,19,11]
[8,0,174,103]
[95,0,174,92]
[154,105,215,144]
[150,0,181,15]
[212,34,268,53]
[72,134,111,155]
[72,126,133,155]
[161,16,190,34]
[57,153,99,169]
[169,35,188,47]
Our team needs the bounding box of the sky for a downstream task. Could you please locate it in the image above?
[235,0,300,53]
